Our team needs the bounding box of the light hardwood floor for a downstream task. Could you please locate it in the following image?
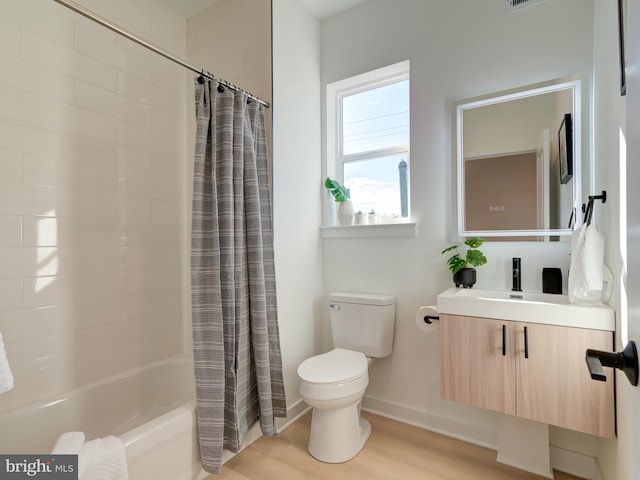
[208,412,585,480]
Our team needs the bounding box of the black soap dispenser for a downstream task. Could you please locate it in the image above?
[512,258,522,292]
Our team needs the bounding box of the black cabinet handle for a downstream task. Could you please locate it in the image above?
[502,324,506,356]
[524,326,529,359]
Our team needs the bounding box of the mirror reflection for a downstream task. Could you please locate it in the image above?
[453,76,588,241]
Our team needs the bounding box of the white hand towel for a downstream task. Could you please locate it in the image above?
[79,436,129,480]
[569,223,605,305]
[0,332,14,394]
[52,432,86,455]
[51,433,128,480]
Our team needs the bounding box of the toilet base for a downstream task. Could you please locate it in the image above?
[307,403,371,463]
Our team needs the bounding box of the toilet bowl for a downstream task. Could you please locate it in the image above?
[297,292,395,463]
[297,348,370,463]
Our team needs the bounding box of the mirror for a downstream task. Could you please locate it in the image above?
[453,74,590,241]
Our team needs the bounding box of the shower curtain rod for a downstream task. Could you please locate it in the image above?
[52,0,270,108]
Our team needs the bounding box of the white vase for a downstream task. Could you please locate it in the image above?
[337,200,354,226]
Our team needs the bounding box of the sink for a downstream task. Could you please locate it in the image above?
[437,287,614,331]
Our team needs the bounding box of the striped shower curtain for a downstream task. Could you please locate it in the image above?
[190,78,286,474]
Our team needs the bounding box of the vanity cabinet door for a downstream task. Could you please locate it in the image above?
[440,314,516,416]
[515,322,615,438]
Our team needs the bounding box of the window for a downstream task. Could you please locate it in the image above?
[327,61,410,225]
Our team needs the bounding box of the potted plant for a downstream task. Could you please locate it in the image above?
[325,177,354,225]
[441,237,487,288]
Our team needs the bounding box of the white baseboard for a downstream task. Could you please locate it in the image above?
[362,394,597,480]
[550,445,597,480]
[361,394,498,450]
[277,398,311,433]
[594,459,605,480]
[219,395,598,480]
[221,398,310,466]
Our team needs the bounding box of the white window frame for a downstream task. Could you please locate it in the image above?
[325,60,411,229]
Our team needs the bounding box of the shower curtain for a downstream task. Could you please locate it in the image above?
[190,78,286,474]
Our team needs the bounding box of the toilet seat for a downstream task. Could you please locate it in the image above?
[297,348,369,401]
[298,348,367,384]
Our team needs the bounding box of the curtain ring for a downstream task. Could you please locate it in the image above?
[217,83,225,93]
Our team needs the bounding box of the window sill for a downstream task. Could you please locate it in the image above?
[320,222,418,239]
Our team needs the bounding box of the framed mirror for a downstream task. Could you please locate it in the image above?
[452,74,590,241]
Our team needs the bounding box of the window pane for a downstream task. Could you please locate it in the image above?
[342,80,409,155]
[344,154,408,221]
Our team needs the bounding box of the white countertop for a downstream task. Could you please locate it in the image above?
[437,287,615,331]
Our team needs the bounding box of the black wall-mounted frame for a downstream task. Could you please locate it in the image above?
[618,0,627,96]
[558,113,573,184]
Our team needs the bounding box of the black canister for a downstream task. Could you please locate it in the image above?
[542,267,563,294]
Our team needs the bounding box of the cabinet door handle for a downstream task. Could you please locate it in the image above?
[524,326,529,359]
[502,324,506,356]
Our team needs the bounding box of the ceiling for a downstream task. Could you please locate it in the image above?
[157,0,369,20]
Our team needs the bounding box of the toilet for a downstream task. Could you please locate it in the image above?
[297,292,396,463]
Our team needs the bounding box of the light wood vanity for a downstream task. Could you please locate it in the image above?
[437,288,616,439]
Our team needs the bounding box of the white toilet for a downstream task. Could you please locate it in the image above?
[297,292,395,463]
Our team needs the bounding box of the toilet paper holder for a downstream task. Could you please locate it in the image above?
[423,314,439,325]
[585,341,638,386]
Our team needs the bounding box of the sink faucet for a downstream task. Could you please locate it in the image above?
[512,257,522,292]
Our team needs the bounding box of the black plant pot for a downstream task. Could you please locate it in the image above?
[453,267,476,288]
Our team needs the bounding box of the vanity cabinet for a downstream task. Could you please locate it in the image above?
[440,314,615,438]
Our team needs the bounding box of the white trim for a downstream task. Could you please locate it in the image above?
[276,398,311,433]
[325,60,411,226]
[320,222,417,238]
[454,78,583,239]
[362,395,597,480]
[361,394,498,449]
[550,445,597,480]
[220,398,310,467]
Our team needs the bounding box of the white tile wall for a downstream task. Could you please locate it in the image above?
[0,0,188,412]
[186,0,273,256]
[187,0,272,110]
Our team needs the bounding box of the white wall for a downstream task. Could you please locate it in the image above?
[320,0,598,469]
[272,0,324,412]
[0,0,188,413]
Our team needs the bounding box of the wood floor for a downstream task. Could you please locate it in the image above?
[208,412,585,480]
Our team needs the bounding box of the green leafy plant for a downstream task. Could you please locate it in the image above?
[441,237,487,274]
[324,177,350,203]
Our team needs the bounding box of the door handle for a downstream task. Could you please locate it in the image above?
[523,326,529,359]
[586,341,638,386]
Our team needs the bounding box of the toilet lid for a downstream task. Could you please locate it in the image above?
[298,348,367,384]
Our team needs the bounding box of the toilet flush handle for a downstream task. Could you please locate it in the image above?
[329,303,341,310]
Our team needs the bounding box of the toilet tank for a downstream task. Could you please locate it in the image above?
[329,292,396,358]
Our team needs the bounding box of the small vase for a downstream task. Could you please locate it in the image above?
[453,267,476,288]
[337,200,354,226]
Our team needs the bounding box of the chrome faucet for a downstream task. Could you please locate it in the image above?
[512,257,522,292]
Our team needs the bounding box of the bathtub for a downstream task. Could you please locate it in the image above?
[0,356,208,480]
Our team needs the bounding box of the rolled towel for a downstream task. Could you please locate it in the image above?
[51,433,128,480]
[52,432,86,455]
[0,332,14,394]
[79,436,128,480]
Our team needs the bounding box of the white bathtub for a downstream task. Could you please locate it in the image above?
[0,356,208,480]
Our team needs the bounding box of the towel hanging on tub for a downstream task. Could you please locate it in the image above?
[0,332,14,394]
[52,432,129,480]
